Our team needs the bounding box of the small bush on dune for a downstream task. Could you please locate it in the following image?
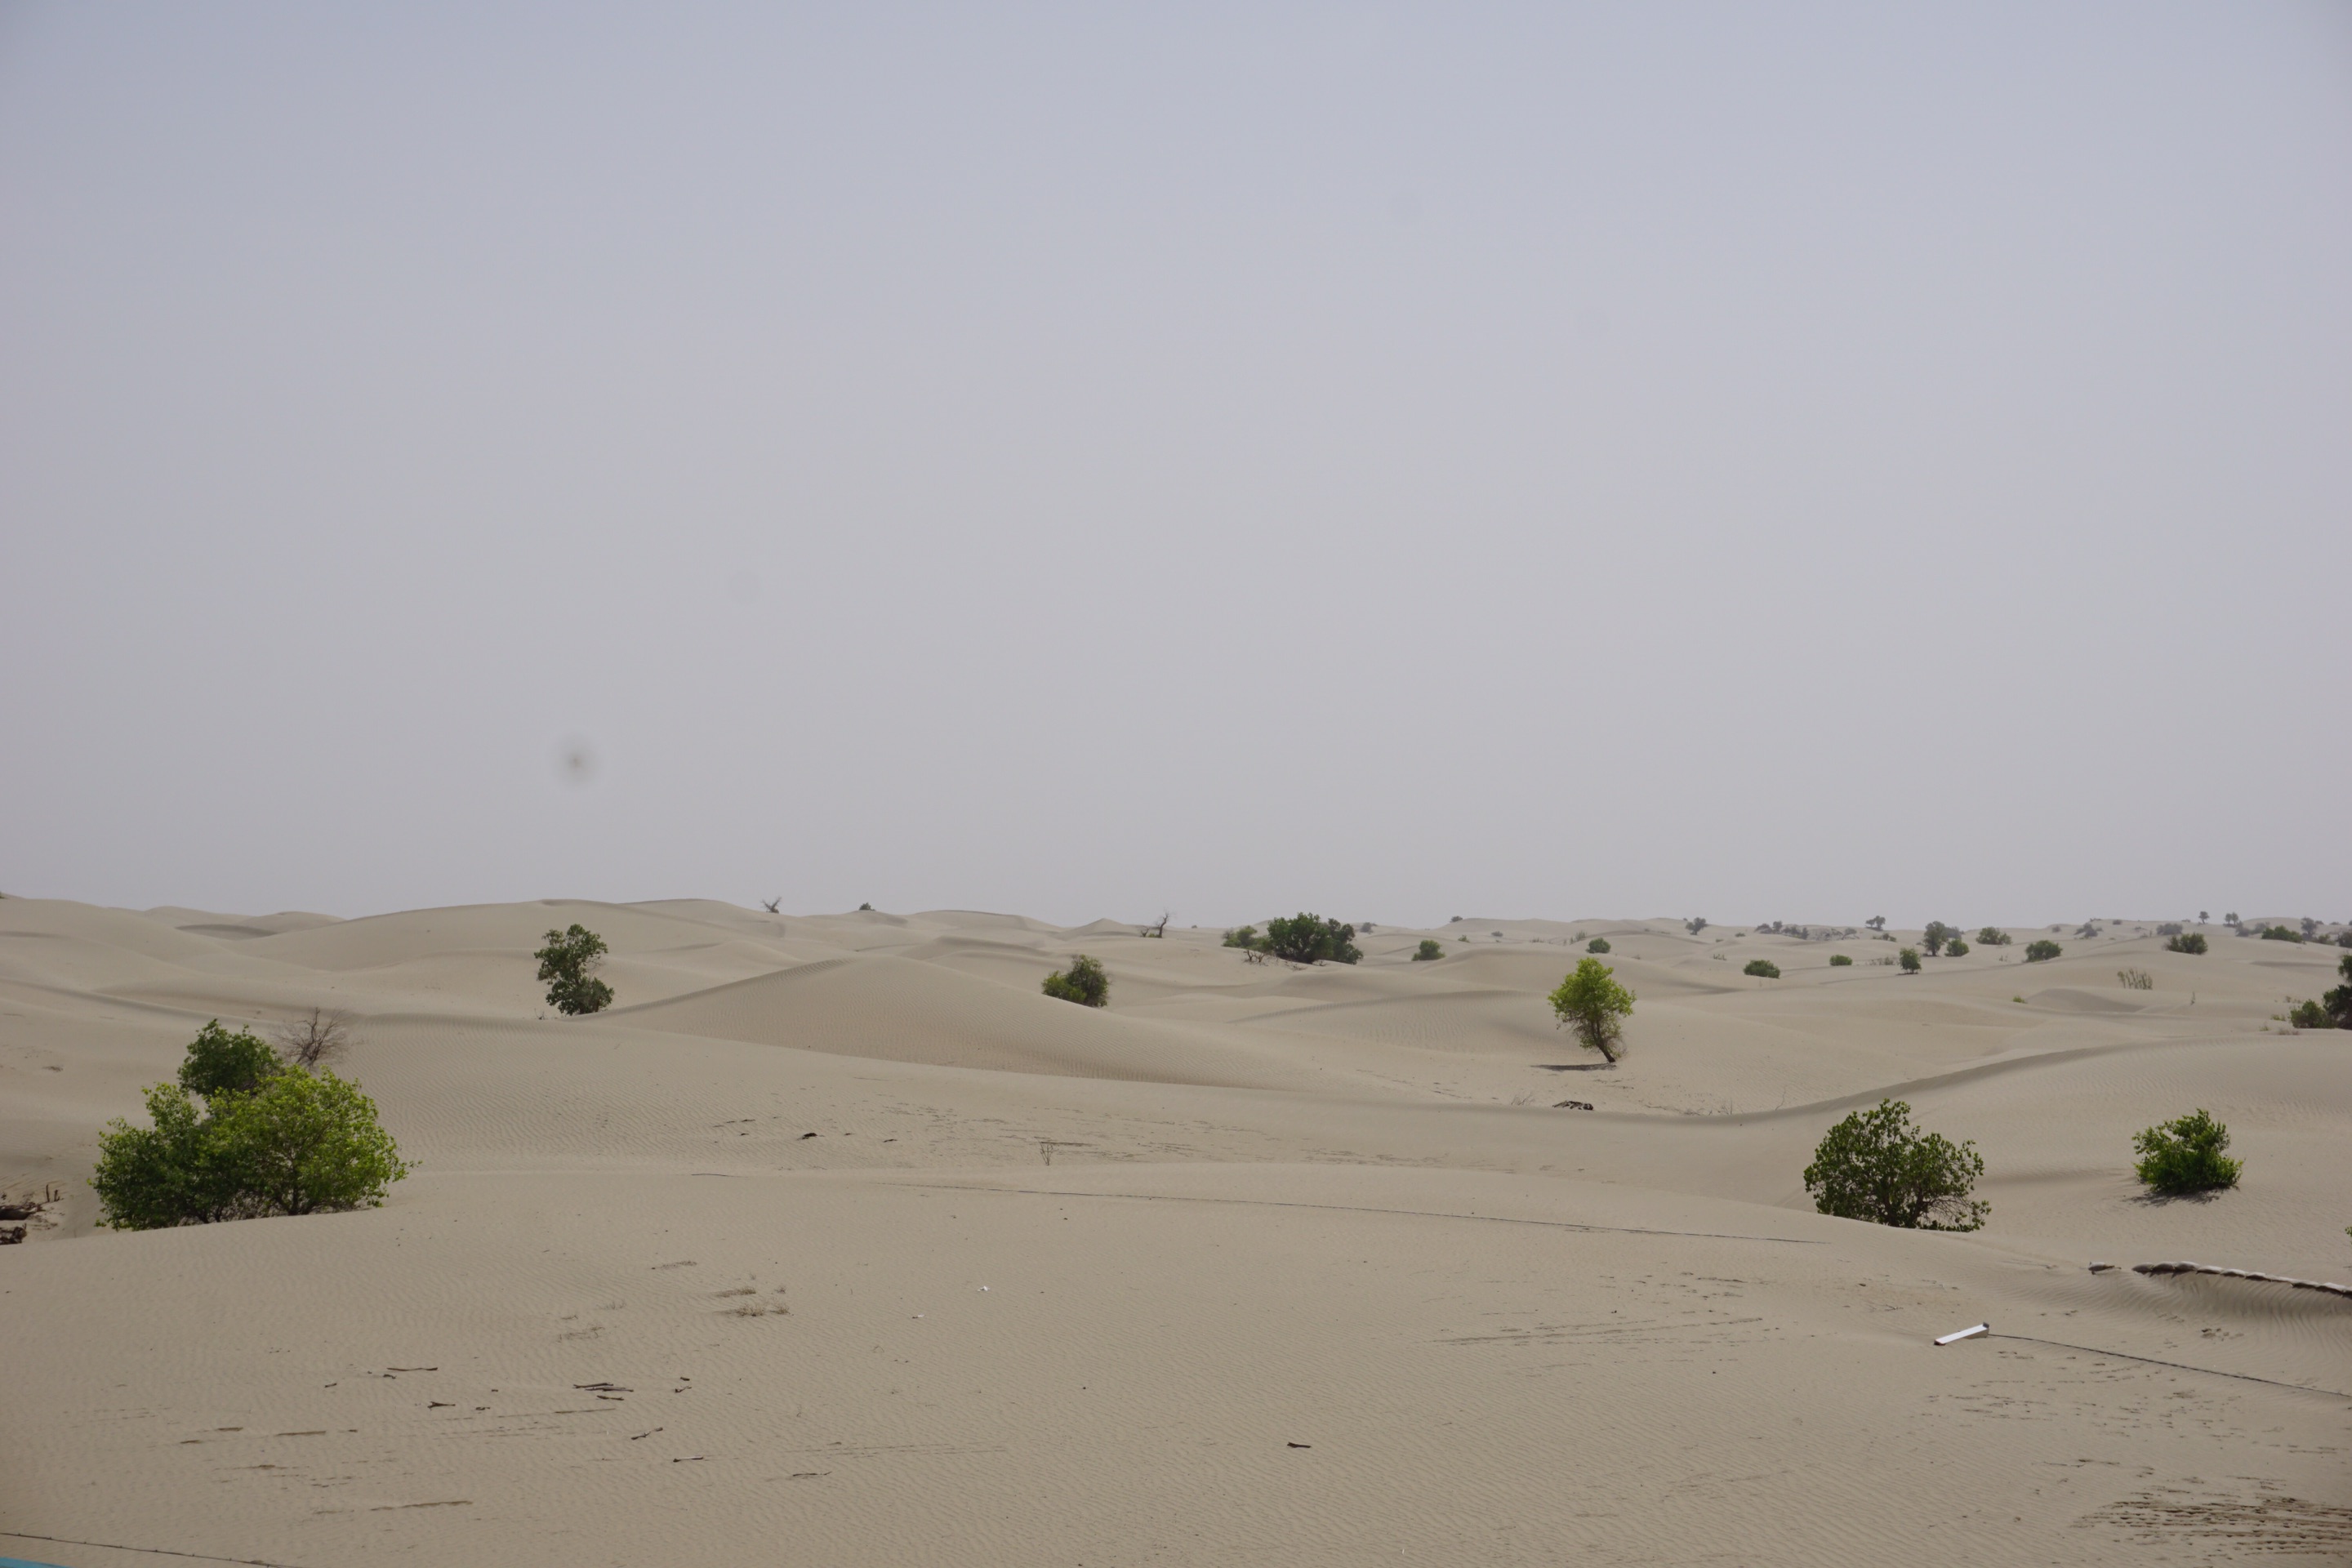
[1977,927,2011,947]
[1802,1100,1987,1231]
[1548,958,1635,1065]
[1413,939,1443,962]
[2287,999,2332,1030]
[2132,1109,2240,1194]
[1944,938,1970,958]
[91,1026,408,1230]
[1829,953,1853,967]
[179,1021,281,1098]
[2326,955,2352,1027]
[2117,967,2153,991]
[1586,937,1611,954]
[2165,932,2208,955]
[1898,947,1922,974]
[535,924,614,1014]
[1261,914,1361,965]
[1922,922,1953,957]
[1222,925,1258,950]
[2024,940,2061,962]
[1041,955,1109,1007]
[2258,924,2302,943]
[1743,958,1780,979]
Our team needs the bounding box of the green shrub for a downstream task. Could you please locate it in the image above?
[1922,922,1953,957]
[1222,925,1258,950]
[1412,939,1443,962]
[535,924,614,1014]
[2325,955,2352,1027]
[2338,931,2352,949]
[179,1021,281,1098]
[1586,937,1611,954]
[2132,1109,2240,1194]
[1977,927,2011,946]
[1898,947,1922,974]
[1547,958,1635,1065]
[1041,955,1109,1007]
[1944,938,1970,958]
[1743,958,1780,979]
[1829,954,1853,967]
[1260,913,1361,965]
[2024,940,2061,962]
[2165,932,2208,955]
[2287,999,2332,1030]
[1802,1099,1987,1231]
[91,1030,408,1230]
[2258,924,2301,942]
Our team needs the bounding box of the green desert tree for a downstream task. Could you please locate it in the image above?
[2165,932,2208,955]
[535,924,615,1014]
[1743,958,1780,979]
[1922,921,1953,957]
[1945,938,1970,957]
[178,1020,283,1098]
[1802,1100,1988,1231]
[1548,957,1635,1065]
[1829,953,1853,967]
[2323,954,2352,1027]
[1898,947,1922,974]
[1259,914,1361,965]
[1041,955,1109,1007]
[1977,927,2011,947]
[1413,939,1444,962]
[2132,1109,2240,1194]
[2024,939,2061,962]
[1586,937,1611,954]
[91,1027,408,1230]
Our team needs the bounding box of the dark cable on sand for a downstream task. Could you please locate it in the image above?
[1985,1334,2351,1400]
[1,1533,310,1568]
[900,1182,1824,1244]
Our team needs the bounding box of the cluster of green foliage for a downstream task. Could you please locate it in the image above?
[1586,937,1611,955]
[1898,947,1922,974]
[2258,924,2303,942]
[1976,927,2011,947]
[1922,921,1955,956]
[1802,1100,1987,1231]
[1742,958,1780,979]
[2024,939,2061,962]
[1041,955,1109,1007]
[1828,953,1853,967]
[2284,956,2352,1030]
[2132,1110,2240,1194]
[1685,917,1708,934]
[1547,958,1635,1064]
[1412,938,1444,962]
[1223,915,1361,964]
[535,924,614,1014]
[2287,999,2332,1030]
[2165,932,2208,955]
[1945,938,1970,957]
[91,1022,409,1230]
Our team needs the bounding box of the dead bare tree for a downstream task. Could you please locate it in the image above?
[274,1008,353,1070]
[1140,912,1170,938]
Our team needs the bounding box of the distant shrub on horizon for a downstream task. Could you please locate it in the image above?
[1829,954,1853,967]
[2259,925,2303,943]
[2132,1109,2239,1195]
[1041,955,1109,1007]
[2024,940,2061,963]
[1743,959,1780,979]
[1261,914,1361,965]
[2165,932,2208,955]
[1586,937,1611,954]
[1412,939,1443,962]
[1685,917,1708,935]
[1977,927,2011,947]
[535,925,614,1015]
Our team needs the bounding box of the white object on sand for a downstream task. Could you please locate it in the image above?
[1934,1323,1989,1345]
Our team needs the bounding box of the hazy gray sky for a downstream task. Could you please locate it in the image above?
[3,3,2347,929]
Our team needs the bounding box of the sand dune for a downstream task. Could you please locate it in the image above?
[2,902,2347,1566]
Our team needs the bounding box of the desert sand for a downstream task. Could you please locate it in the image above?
[2,898,2348,1566]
